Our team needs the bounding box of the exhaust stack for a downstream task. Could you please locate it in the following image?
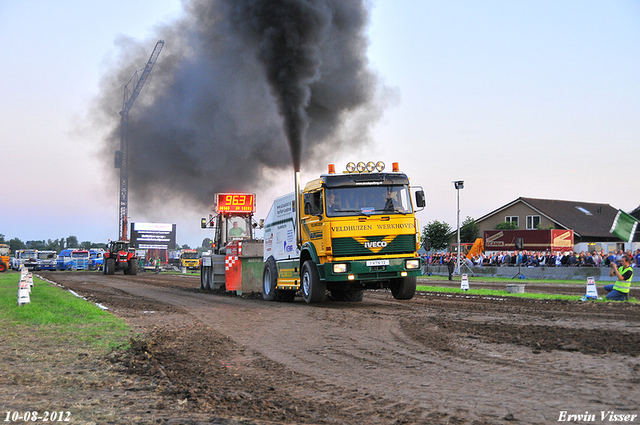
[295,171,302,248]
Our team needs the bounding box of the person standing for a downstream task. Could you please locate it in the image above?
[604,255,633,301]
[446,254,455,281]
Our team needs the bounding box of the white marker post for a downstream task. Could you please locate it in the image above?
[461,273,469,291]
[585,277,598,300]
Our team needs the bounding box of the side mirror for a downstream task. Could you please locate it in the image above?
[415,190,426,208]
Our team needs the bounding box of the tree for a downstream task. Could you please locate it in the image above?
[7,238,25,251]
[66,236,79,249]
[422,220,452,251]
[494,221,518,230]
[460,216,480,243]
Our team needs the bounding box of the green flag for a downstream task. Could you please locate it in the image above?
[609,210,639,243]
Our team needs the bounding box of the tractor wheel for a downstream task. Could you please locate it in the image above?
[262,257,278,301]
[128,260,138,275]
[105,258,115,275]
[0,262,6,273]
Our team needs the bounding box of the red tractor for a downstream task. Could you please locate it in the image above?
[103,240,138,275]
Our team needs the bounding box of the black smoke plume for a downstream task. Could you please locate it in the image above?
[95,0,387,212]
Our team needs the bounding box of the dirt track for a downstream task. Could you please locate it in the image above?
[28,272,640,424]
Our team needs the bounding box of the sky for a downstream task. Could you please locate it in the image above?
[1,0,639,248]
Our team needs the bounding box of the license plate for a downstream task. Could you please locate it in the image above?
[366,259,389,267]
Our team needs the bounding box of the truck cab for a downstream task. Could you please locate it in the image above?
[89,249,105,270]
[180,249,200,270]
[13,249,38,271]
[263,162,425,303]
[36,250,58,271]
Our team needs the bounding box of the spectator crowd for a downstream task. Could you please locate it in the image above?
[423,249,640,269]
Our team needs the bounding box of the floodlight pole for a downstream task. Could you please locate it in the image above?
[454,181,464,275]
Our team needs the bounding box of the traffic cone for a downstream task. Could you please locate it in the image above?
[460,273,470,291]
[17,280,30,306]
[585,277,598,300]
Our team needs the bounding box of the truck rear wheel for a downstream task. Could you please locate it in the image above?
[262,257,278,301]
[302,260,325,303]
[105,258,115,275]
[390,276,416,300]
[0,262,6,273]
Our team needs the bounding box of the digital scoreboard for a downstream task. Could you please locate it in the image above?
[215,193,256,214]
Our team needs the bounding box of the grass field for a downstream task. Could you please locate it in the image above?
[0,272,132,353]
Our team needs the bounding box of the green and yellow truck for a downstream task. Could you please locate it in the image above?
[262,161,425,303]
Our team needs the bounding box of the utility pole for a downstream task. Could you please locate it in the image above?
[453,180,464,275]
[116,40,164,241]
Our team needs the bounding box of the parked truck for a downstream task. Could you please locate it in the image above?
[262,161,425,303]
[36,250,58,271]
[180,249,200,270]
[12,249,38,271]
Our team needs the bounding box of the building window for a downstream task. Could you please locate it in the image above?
[505,216,519,227]
[526,215,540,229]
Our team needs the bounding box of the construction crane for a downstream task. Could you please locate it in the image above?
[116,39,164,241]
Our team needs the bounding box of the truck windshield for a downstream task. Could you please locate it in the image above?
[182,252,198,259]
[325,185,413,217]
[37,252,56,259]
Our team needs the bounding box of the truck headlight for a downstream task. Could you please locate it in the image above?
[405,259,420,269]
[333,264,348,273]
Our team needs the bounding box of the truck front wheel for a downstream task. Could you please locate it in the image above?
[301,260,325,303]
[390,276,416,300]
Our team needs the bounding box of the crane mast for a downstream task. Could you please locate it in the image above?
[117,40,164,241]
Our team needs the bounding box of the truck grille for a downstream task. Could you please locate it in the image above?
[331,234,415,257]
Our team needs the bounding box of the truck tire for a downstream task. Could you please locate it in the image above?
[301,260,325,303]
[262,257,278,301]
[105,258,115,275]
[0,262,6,273]
[330,289,364,302]
[390,276,416,300]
